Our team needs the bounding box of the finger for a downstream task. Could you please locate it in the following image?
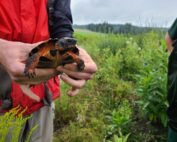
[17,79,47,85]
[57,66,93,80]
[15,68,59,84]
[61,64,78,71]
[78,47,97,73]
[84,62,97,73]
[20,85,40,102]
[60,73,86,89]
[60,62,97,74]
[34,68,58,78]
[67,87,80,96]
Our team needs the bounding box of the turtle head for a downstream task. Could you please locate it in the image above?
[58,37,77,49]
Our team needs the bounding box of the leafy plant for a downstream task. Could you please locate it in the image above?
[0,106,38,142]
[105,100,132,141]
[136,34,168,126]
[107,129,130,142]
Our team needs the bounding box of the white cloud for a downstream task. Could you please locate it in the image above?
[71,0,177,27]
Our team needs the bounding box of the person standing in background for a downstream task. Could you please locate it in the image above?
[165,18,177,142]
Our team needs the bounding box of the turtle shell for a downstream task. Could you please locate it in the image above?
[28,37,79,68]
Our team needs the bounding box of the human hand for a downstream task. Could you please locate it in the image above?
[0,39,58,85]
[57,47,97,96]
[0,39,60,102]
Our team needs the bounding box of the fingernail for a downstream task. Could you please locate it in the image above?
[67,90,72,96]
[67,88,79,96]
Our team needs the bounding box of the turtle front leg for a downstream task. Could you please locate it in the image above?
[24,53,40,78]
[65,51,85,71]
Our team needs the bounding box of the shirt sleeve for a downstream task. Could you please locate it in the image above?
[168,18,177,41]
[48,0,74,38]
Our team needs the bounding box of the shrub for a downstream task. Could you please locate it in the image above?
[136,33,168,126]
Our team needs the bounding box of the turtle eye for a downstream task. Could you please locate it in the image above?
[58,39,66,48]
[67,38,77,45]
[58,38,77,48]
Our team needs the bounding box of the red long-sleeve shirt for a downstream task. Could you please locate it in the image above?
[0,0,73,115]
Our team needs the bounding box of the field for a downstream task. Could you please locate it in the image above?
[53,29,168,142]
[0,29,168,142]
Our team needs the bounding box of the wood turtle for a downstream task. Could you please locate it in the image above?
[24,37,85,78]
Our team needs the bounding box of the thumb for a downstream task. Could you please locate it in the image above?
[67,87,80,96]
[26,41,46,52]
[20,85,40,102]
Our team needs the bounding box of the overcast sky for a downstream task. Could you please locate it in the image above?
[71,0,177,27]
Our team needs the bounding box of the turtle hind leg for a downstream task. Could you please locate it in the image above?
[24,53,40,78]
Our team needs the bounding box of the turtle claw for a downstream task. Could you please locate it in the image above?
[31,71,36,78]
[77,60,85,71]
[24,69,36,79]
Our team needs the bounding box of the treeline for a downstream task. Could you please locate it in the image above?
[74,22,167,34]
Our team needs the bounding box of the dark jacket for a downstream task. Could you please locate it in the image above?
[48,0,74,38]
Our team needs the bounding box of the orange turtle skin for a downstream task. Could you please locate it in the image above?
[24,37,85,78]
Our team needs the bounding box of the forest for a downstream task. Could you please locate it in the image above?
[74,22,167,35]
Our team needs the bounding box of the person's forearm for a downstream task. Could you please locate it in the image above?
[48,0,74,38]
[165,32,173,53]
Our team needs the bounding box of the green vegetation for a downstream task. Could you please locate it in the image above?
[0,29,168,142]
[0,106,38,142]
[54,29,168,142]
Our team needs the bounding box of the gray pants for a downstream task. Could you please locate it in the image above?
[5,105,54,142]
